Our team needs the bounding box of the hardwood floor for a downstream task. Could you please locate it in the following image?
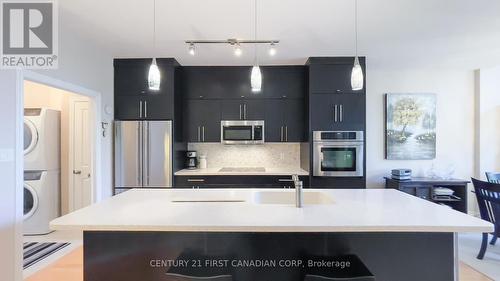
[460,261,493,281]
[25,247,83,281]
[25,247,491,281]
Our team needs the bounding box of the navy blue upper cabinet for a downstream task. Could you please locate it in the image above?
[184,99,221,142]
[265,99,305,142]
[114,58,179,120]
[310,93,365,131]
[308,57,366,94]
[181,66,306,99]
[260,66,306,98]
[182,66,251,99]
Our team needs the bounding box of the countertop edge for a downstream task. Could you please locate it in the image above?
[50,224,494,233]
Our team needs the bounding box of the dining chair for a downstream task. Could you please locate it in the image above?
[471,178,500,259]
[485,172,500,184]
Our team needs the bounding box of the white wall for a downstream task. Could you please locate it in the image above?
[366,66,476,188]
[476,66,500,179]
[0,70,23,281]
[0,6,113,280]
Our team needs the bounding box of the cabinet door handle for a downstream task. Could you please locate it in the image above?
[139,101,143,118]
[285,126,288,142]
[339,104,343,122]
[239,104,242,120]
[243,104,247,119]
[197,126,201,142]
[187,179,205,182]
[202,126,205,142]
[280,126,284,142]
[334,104,338,122]
[144,101,148,118]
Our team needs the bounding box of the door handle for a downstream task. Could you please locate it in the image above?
[197,126,201,142]
[339,104,343,122]
[239,104,242,120]
[139,101,143,118]
[243,104,247,119]
[280,126,284,142]
[202,126,205,142]
[144,101,148,118]
[73,170,81,175]
[285,126,288,142]
[187,179,205,182]
[334,104,338,122]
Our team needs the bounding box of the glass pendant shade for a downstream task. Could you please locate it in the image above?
[351,56,364,91]
[148,58,160,91]
[251,65,262,92]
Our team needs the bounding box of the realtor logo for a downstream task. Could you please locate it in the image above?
[1,0,58,68]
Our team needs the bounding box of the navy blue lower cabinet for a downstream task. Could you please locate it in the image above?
[174,175,309,189]
[304,255,375,281]
[84,232,454,281]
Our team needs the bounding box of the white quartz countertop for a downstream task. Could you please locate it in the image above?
[50,189,493,233]
[174,167,309,176]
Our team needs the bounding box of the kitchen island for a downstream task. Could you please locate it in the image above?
[51,188,492,281]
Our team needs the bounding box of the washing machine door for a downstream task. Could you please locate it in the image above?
[23,184,39,220]
[24,119,39,155]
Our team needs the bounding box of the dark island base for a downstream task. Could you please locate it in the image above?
[84,231,456,281]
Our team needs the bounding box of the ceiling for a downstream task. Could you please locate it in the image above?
[60,0,500,68]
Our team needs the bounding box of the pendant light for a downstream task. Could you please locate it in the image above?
[351,0,364,91]
[148,0,160,91]
[251,0,262,93]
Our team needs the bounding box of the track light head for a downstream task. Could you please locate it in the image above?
[268,42,277,56]
[234,43,242,57]
[188,43,195,56]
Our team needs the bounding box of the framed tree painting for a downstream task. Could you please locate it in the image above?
[385,93,436,160]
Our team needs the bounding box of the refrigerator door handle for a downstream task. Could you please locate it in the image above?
[146,122,151,185]
[138,121,143,186]
[139,101,143,118]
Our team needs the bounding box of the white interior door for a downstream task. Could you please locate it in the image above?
[71,100,92,210]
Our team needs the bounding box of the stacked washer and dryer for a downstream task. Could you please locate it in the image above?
[23,108,61,235]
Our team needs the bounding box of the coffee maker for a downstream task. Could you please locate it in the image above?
[185,151,198,170]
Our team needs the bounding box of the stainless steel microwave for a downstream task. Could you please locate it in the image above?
[221,120,264,144]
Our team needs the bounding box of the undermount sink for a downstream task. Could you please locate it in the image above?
[253,191,334,205]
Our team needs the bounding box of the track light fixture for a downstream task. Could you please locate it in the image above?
[185,39,279,57]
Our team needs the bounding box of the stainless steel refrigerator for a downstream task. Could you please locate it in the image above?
[114,120,172,193]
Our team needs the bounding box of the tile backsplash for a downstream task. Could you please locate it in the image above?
[187,143,301,169]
